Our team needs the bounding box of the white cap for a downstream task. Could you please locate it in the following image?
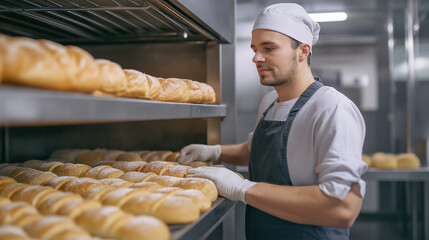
[252,3,320,51]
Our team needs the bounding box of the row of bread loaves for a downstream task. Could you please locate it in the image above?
[0,34,216,104]
[362,152,421,169]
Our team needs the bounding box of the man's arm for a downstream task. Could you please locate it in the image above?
[245,182,363,229]
[218,142,250,166]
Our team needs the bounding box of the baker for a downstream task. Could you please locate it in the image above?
[178,3,368,240]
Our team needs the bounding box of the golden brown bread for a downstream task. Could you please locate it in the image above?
[154,187,183,195]
[199,82,216,104]
[48,225,93,240]
[81,185,116,201]
[141,161,175,175]
[372,152,397,169]
[0,176,17,189]
[59,177,103,195]
[15,171,57,185]
[111,161,147,172]
[396,153,421,169]
[10,185,56,207]
[0,166,30,179]
[75,206,133,239]
[99,178,133,188]
[140,74,162,100]
[24,215,87,240]
[76,149,125,165]
[116,215,170,240]
[1,36,68,91]
[129,182,162,192]
[186,161,212,168]
[143,151,175,162]
[120,171,156,183]
[117,69,163,100]
[0,225,31,240]
[95,59,127,94]
[165,152,179,162]
[0,183,29,199]
[116,152,143,162]
[0,197,11,206]
[43,176,77,190]
[0,201,39,225]
[37,161,64,172]
[176,189,212,212]
[51,163,91,177]
[175,177,218,202]
[121,192,168,216]
[183,79,203,103]
[102,188,149,207]
[146,175,181,187]
[79,165,111,178]
[37,192,82,215]
[95,167,125,179]
[56,199,102,219]
[39,40,101,94]
[156,78,189,103]
[362,154,372,167]
[161,164,192,177]
[89,160,116,167]
[21,159,45,169]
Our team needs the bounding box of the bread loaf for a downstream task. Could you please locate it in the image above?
[0,176,17,189]
[43,176,77,190]
[95,59,127,93]
[141,151,174,162]
[115,152,143,162]
[1,36,69,91]
[183,79,203,103]
[76,149,124,165]
[89,160,116,167]
[75,206,133,239]
[161,165,192,177]
[142,74,162,100]
[16,171,57,185]
[141,161,175,175]
[48,225,93,240]
[0,201,38,225]
[56,199,102,219]
[156,78,189,103]
[146,175,181,187]
[199,82,216,104]
[176,189,212,212]
[96,167,125,179]
[129,182,162,192]
[372,152,397,169]
[117,69,163,100]
[52,163,91,177]
[0,197,11,206]
[49,149,91,163]
[22,159,45,169]
[79,165,111,178]
[176,177,218,202]
[0,225,31,240]
[59,177,103,195]
[154,187,183,195]
[362,154,372,167]
[37,161,64,172]
[396,153,420,169]
[111,161,147,172]
[0,183,29,199]
[120,171,156,183]
[102,188,149,207]
[24,215,87,240]
[37,192,82,215]
[116,215,170,240]
[99,178,133,188]
[81,185,116,201]
[10,185,55,206]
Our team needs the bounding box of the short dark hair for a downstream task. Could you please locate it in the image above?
[290,39,311,66]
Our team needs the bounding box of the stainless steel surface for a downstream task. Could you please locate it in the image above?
[172,0,234,43]
[362,167,429,181]
[0,85,227,126]
[0,0,225,43]
[170,198,235,240]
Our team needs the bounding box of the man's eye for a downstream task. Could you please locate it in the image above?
[264,47,273,51]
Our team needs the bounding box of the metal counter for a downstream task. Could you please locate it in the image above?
[170,197,235,240]
[362,167,429,240]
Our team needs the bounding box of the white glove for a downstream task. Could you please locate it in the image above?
[187,166,256,203]
[177,144,221,165]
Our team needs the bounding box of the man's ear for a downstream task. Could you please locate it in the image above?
[298,44,311,62]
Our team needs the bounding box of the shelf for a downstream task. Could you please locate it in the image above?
[362,167,429,181]
[0,0,227,44]
[170,197,235,240]
[0,85,227,126]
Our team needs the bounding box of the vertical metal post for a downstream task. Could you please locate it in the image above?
[405,0,416,154]
[387,6,396,153]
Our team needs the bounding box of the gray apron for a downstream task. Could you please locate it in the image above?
[245,79,349,240]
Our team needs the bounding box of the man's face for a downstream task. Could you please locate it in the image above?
[251,29,298,86]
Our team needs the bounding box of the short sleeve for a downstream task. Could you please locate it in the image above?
[315,97,368,200]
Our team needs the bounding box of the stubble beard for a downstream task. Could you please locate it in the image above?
[259,54,297,87]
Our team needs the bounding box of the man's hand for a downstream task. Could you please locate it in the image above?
[177,144,221,165]
[187,166,256,203]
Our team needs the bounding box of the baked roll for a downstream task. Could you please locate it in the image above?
[89,160,116,167]
[102,188,149,207]
[141,161,175,175]
[79,165,112,178]
[81,185,116,201]
[95,167,125,179]
[24,215,89,240]
[111,161,147,172]
[160,165,192,177]
[0,201,39,225]
[37,192,82,215]
[0,197,11,206]
[176,177,218,202]
[15,171,58,185]
[1,36,68,91]
[116,215,170,240]
[59,177,104,195]
[130,182,162,192]
[99,178,133,188]
[37,161,64,172]
[0,225,31,240]
[120,172,156,183]
[10,185,55,206]
[115,152,143,162]
[76,149,124,165]
[396,153,420,169]
[22,159,45,169]
[0,183,29,199]
[0,176,17,189]
[49,149,91,163]
[156,78,189,103]
[199,82,216,104]
[117,69,163,100]
[176,189,212,212]
[146,175,181,187]
[43,176,77,190]
[95,59,127,94]
[142,151,175,162]
[75,206,133,239]
[51,163,91,177]
[183,79,203,103]
[372,152,397,169]
[56,199,102,219]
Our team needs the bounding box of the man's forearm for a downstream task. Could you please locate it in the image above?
[245,182,362,228]
[218,142,250,166]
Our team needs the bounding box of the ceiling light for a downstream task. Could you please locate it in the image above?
[309,12,348,22]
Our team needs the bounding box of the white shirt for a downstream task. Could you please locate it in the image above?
[248,87,368,200]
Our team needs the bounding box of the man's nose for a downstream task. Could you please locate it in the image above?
[252,51,265,63]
